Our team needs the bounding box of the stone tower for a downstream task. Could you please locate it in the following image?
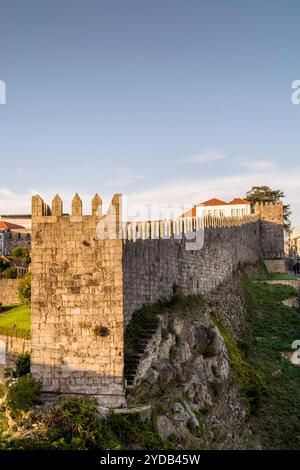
[254,202,285,259]
[30,193,125,407]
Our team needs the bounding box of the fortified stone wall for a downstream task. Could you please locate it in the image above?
[254,202,285,259]
[0,279,19,305]
[30,193,125,407]
[30,194,284,407]
[123,221,262,324]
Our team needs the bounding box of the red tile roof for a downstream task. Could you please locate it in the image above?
[228,198,250,205]
[0,221,26,230]
[182,207,196,217]
[198,198,228,207]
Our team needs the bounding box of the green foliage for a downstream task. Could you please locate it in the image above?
[213,318,267,415]
[246,186,284,204]
[0,258,9,273]
[125,293,205,356]
[11,246,31,265]
[105,411,173,450]
[18,273,31,305]
[253,272,296,281]
[0,384,5,399]
[31,397,172,450]
[6,376,42,417]
[2,267,17,279]
[0,304,31,338]
[241,278,300,449]
[245,185,292,233]
[15,353,31,377]
[45,397,114,450]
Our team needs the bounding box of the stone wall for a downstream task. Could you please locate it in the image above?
[30,193,125,407]
[0,278,19,305]
[123,221,262,324]
[254,202,285,259]
[0,334,31,382]
[29,193,284,407]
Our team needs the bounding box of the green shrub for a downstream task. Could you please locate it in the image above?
[0,258,9,273]
[15,353,31,377]
[6,376,42,416]
[18,273,31,304]
[11,247,31,266]
[45,397,116,449]
[2,267,17,279]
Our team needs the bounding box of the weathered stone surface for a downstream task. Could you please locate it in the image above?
[0,279,19,305]
[30,195,125,408]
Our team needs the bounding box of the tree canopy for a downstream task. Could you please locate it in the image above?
[246,186,292,234]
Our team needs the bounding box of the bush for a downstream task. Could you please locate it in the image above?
[0,258,9,273]
[11,247,31,266]
[18,273,31,304]
[2,267,17,279]
[45,397,117,449]
[6,376,42,417]
[15,353,31,377]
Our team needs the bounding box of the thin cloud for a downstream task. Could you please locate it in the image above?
[105,169,146,187]
[238,159,279,172]
[179,148,227,164]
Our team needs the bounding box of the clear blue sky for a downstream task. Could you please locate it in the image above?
[0,0,299,226]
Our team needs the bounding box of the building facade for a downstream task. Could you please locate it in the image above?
[0,221,31,256]
[183,198,251,219]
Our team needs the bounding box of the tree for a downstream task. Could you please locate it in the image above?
[11,246,31,266]
[18,273,31,305]
[246,186,292,234]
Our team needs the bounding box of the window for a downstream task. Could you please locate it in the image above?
[231,209,235,216]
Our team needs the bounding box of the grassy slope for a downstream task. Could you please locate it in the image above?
[0,304,31,337]
[242,279,300,449]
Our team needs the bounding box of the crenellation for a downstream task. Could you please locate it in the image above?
[29,193,285,407]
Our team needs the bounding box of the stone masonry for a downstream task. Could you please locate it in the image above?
[30,195,285,407]
[0,278,20,305]
[254,202,285,259]
[30,194,125,407]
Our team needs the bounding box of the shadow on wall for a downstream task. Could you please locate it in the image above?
[259,220,285,260]
[30,362,125,407]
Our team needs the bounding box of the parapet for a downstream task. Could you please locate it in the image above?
[31,193,121,226]
[253,201,284,225]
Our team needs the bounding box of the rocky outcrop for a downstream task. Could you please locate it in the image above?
[128,290,251,449]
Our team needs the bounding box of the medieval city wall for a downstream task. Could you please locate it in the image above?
[123,221,262,324]
[29,194,285,407]
[254,202,285,259]
[30,194,125,407]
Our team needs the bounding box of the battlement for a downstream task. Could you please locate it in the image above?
[30,193,285,407]
[122,214,260,242]
[32,192,121,225]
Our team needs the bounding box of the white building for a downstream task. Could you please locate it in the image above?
[183,198,251,218]
[0,214,32,230]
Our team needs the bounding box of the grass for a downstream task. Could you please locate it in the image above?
[253,272,296,281]
[241,277,300,449]
[0,304,31,338]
